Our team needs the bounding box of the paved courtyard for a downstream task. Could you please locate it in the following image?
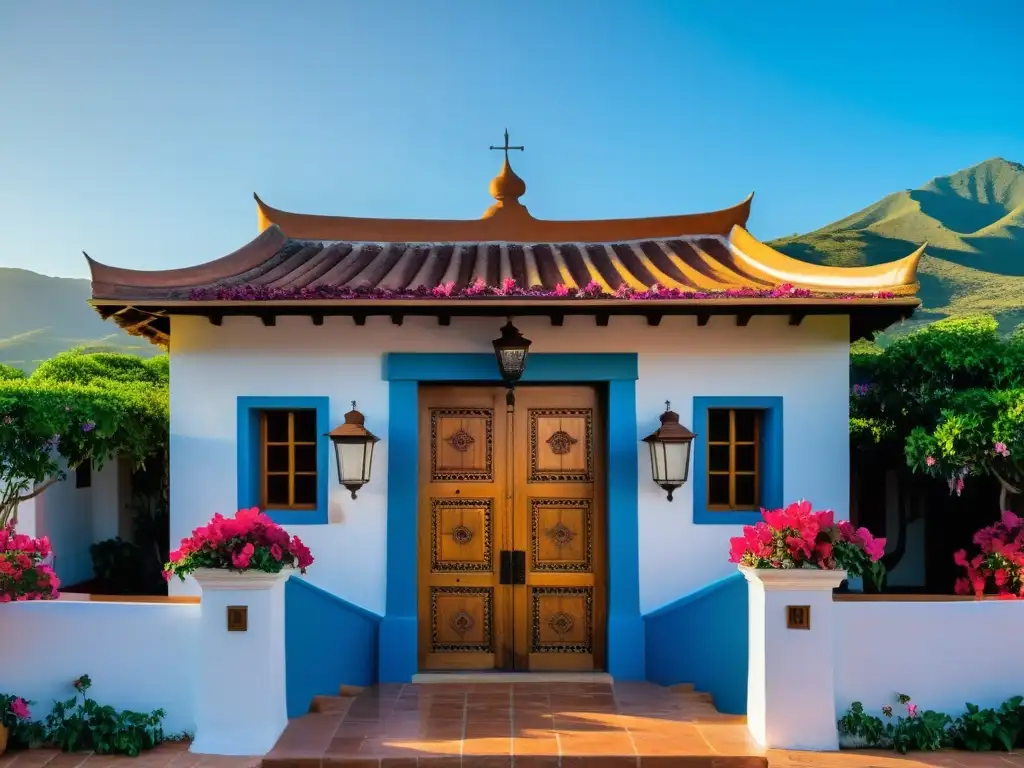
[3,681,1024,767]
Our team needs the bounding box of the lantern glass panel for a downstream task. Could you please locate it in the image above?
[496,348,527,381]
[649,440,691,484]
[335,441,371,485]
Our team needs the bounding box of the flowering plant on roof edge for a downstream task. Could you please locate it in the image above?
[163,507,313,581]
[188,277,898,303]
[728,500,887,590]
[0,526,60,602]
[953,510,1024,598]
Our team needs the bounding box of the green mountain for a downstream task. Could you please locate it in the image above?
[0,268,155,371]
[771,157,1024,338]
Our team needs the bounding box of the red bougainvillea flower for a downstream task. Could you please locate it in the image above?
[0,525,60,601]
[727,501,885,585]
[163,508,315,581]
[954,510,1024,598]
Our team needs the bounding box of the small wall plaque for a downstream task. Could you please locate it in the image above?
[786,605,810,630]
[227,605,248,632]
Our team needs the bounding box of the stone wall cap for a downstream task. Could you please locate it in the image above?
[739,565,847,590]
[191,567,293,590]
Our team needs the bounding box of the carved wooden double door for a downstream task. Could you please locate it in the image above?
[418,385,606,671]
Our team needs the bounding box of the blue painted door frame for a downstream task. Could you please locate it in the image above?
[380,353,645,681]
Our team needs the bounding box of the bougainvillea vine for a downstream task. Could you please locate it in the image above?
[188,277,899,302]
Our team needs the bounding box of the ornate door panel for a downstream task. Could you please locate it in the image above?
[512,386,605,671]
[417,384,605,672]
[417,387,510,670]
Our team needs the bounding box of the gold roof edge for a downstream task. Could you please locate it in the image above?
[726,225,922,296]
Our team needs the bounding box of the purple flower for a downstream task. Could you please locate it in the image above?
[186,279,903,303]
[81,421,96,432]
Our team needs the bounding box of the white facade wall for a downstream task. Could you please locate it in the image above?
[0,601,198,735]
[835,600,1024,715]
[168,313,851,613]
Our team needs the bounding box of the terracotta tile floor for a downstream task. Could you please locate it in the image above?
[0,740,260,768]
[264,680,767,766]
[767,750,1024,767]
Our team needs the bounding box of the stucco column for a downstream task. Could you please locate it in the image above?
[741,566,845,751]
[190,568,290,756]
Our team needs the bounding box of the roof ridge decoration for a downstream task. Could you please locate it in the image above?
[483,128,528,220]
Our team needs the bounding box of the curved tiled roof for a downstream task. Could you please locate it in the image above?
[88,224,921,301]
[85,153,922,346]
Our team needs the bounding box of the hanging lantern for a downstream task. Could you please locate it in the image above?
[492,319,532,387]
[326,402,380,499]
[641,401,696,501]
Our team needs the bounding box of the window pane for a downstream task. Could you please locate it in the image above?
[734,410,759,442]
[735,444,757,473]
[293,409,317,443]
[294,444,317,473]
[708,409,730,442]
[266,474,290,506]
[294,474,317,505]
[266,445,289,473]
[709,444,730,472]
[708,474,730,505]
[265,410,289,443]
[735,474,757,507]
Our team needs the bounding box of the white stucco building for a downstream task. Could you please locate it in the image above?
[85,149,922,714]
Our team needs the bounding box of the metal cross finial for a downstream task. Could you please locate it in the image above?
[489,128,524,162]
[665,401,672,412]
[351,400,357,410]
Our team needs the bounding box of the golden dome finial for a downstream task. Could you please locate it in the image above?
[483,129,529,218]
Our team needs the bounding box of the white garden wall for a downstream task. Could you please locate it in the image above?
[835,599,1024,715]
[0,600,198,735]
[168,313,851,613]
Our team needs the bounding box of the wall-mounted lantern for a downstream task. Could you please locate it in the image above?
[492,318,532,408]
[492,318,532,387]
[641,401,696,501]
[326,402,380,499]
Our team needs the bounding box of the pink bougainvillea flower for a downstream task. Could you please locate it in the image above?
[270,543,283,561]
[9,697,30,720]
[926,456,936,467]
[906,703,918,718]
[728,536,748,564]
[994,442,1010,457]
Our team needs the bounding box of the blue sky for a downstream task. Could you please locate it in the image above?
[1,0,1021,278]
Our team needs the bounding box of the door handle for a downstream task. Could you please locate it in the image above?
[499,550,513,585]
[511,549,526,585]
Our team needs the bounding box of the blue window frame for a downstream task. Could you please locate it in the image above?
[692,396,783,525]
[236,396,331,525]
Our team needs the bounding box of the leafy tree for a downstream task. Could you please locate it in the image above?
[853,315,1024,512]
[31,350,168,388]
[0,364,26,381]
[0,351,168,528]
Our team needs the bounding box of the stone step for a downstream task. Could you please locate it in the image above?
[264,680,765,767]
